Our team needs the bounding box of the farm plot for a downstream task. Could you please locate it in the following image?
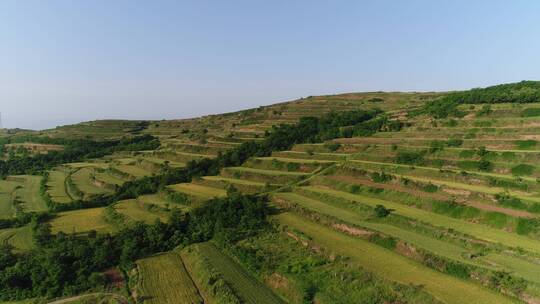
[136,252,203,304]
[0,226,33,251]
[71,167,114,198]
[46,170,73,204]
[113,164,154,179]
[0,179,21,218]
[168,183,226,200]
[222,167,308,184]
[274,191,540,284]
[13,175,47,212]
[50,207,114,234]
[114,199,169,224]
[301,186,540,253]
[191,242,284,304]
[276,212,515,304]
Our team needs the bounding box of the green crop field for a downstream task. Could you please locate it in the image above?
[0,226,33,251]
[114,199,169,224]
[114,164,154,178]
[46,170,73,204]
[136,252,203,304]
[193,242,284,304]
[71,167,113,197]
[0,179,20,218]
[13,175,47,212]
[168,183,226,199]
[50,207,114,234]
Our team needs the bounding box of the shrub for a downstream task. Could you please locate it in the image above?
[446,138,463,147]
[324,143,341,152]
[477,159,493,172]
[459,150,475,158]
[429,141,445,153]
[370,171,393,183]
[520,107,540,117]
[374,205,393,218]
[476,146,488,157]
[516,140,537,150]
[422,183,439,193]
[495,193,527,210]
[476,104,492,116]
[511,164,535,176]
[395,151,425,165]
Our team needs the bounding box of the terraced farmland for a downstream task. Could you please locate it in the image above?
[183,242,284,304]
[136,252,203,304]
[50,207,114,234]
[5,84,540,303]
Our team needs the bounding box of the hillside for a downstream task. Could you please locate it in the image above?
[2,81,540,304]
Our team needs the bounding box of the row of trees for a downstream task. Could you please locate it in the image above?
[422,81,540,118]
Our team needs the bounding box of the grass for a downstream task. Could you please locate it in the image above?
[71,168,113,197]
[13,175,47,212]
[276,212,516,304]
[50,207,114,234]
[46,170,73,204]
[114,199,168,224]
[94,171,127,186]
[0,179,20,218]
[194,242,284,304]
[273,192,474,264]
[302,186,540,253]
[114,164,154,178]
[202,176,276,186]
[256,156,336,164]
[228,167,309,176]
[168,183,226,199]
[0,226,34,251]
[136,251,203,304]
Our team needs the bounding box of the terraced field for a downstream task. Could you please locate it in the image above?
[50,207,114,234]
[113,199,169,224]
[46,169,73,204]
[0,226,33,251]
[276,213,514,304]
[6,85,540,303]
[136,252,203,304]
[184,242,284,304]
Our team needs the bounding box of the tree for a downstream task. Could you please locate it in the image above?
[374,205,393,218]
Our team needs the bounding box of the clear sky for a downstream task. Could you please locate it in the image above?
[1,0,539,130]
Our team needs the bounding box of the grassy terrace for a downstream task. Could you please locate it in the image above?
[114,199,169,224]
[50,207,114,234]
[46,170,73,204]
[168,183,227,200]
[299,185,540,252]
[136,251,203,304]
[276,212,515,304]
[274,191,540,290]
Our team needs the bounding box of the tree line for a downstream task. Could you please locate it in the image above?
[421,81,540,118]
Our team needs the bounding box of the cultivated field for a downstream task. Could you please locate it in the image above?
[136,252,203,304]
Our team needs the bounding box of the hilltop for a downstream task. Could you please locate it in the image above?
[2,81,540,304]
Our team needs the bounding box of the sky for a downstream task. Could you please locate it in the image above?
[1,0,540,130]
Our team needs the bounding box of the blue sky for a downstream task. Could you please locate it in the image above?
[1,0,539,130]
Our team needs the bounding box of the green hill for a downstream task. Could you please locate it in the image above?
[2,82,540,304]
